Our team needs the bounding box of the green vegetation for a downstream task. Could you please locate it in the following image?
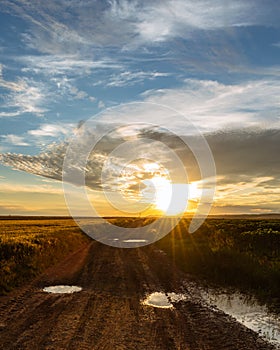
[0,218,89,294]
[157,219,280,310]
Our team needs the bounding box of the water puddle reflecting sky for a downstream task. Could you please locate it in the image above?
[122,239,147,243]
[43,285,82,294]
[200,289,280,349]
[142,292,186,308]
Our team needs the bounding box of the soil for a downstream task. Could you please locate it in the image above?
[0,241,276,350]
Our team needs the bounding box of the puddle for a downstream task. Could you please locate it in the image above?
[43,285,82,294]
[142,292,186,308]
[200,289,280,348]
[123,239,147,243]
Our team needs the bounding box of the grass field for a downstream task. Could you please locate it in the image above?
[0,218,89,294]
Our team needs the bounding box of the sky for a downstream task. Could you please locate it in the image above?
[0,0,279,216]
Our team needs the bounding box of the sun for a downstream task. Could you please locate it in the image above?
[150,176,173,213]
[122,160,202,217]
[141,174,202,216]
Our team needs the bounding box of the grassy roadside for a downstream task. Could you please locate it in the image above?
[156,219,280,311]
[0,218,90,294]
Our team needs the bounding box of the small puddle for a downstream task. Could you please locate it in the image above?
[200,289,280,348]
[43,285,82,294]
[142,292,186,309]
[123,239,147,243]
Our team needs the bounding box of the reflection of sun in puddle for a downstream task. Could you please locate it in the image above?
[43,285,82,294]
[142,292,186,309]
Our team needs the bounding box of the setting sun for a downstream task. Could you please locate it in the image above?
[142,173,201,216]
[150,176,172,213]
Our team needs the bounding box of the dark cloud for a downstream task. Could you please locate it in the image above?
[206,129,280,179]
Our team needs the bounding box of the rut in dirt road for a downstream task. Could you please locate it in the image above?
[0,242,276,350]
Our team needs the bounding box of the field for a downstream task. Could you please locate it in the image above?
[0,218,89,294]
[157,218,280,310]
[0,217,279,349]
[1,217,279,306]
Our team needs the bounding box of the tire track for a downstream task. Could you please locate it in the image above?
[0,242,276,350]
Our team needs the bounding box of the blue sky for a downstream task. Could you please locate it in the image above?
[0,0,279,215]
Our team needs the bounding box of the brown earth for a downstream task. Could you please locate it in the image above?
[0,241,276,350]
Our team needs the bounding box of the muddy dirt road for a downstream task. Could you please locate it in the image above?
[0,242,276,349]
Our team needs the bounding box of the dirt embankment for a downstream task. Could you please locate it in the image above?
[0,242,276,350]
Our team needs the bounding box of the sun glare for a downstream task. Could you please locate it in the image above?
[142,173,201,216]
[150,176,172,213]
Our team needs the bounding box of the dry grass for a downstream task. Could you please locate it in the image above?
[0,218,89,294]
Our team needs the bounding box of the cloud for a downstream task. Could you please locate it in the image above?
[207,129,280,178]
[0,203,30,214]
[0,124,191,192]
[0,183,63,195]
[0,74,48,117]
[1,74,279,188]
[94,71,170,87]
[0,77,26,92]
[140,78,280,132]
[28,123,75,138]
[17,56,111,104]
[2,0,278,115]
[1,135,29,146]
[0,111,22,118]
[0,150,63,182]
[0,123,76,151]
[210,203,279,215]
[48,76,95,102]
[3,0,279,53]
[132,0,279,44]
[21,54,121,76]
[214,175,280,205]
[1,123,279,204]
[98,100,105,109]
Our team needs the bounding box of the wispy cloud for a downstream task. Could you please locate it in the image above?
[49,76,95,101]
[0,183,63,195]
[131,0,280,44]
[0,124,192,193]
[0,73,48,117]
[3,0,279,53]
[21,54,121,76]
[94,71,170,87]
[1,134,29,146]
[16,55,119,105]
[1,0,278,119]
[140,78,280,132]
[0,111,22,118]
[212,175,280,214]
[0,203,29,214]
[0,123,76,152]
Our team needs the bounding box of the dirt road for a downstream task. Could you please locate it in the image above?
[0,242,275,349]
